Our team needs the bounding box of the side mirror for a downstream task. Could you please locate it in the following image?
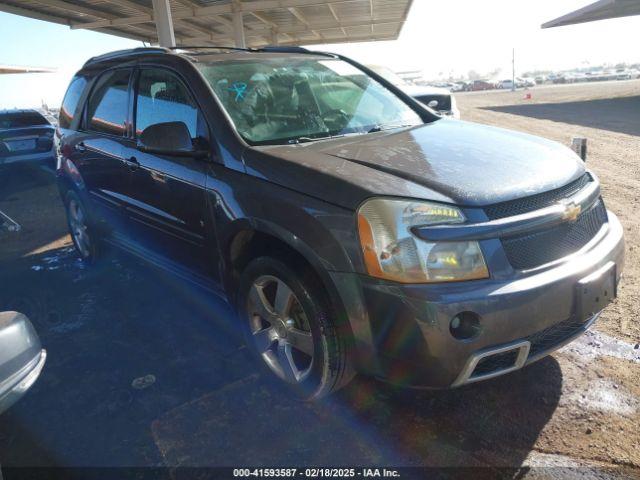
[137,121,209,159]
[0,311,46,414]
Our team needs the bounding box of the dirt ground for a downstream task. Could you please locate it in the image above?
[0,81,639,477]
[458,80,640,345]
[457,81,640,473]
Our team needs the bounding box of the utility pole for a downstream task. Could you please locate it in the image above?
[512,48,516,91]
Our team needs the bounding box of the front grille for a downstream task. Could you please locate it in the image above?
[501,198,608,270]
[526,316,590,357]
[473,350,519,376]
[485,173,592,220]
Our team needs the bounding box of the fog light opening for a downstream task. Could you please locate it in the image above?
[450,312,482,340]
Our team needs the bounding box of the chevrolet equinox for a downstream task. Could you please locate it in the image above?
[56,47,624,399]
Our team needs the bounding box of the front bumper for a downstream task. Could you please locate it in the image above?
[332,210,624,388]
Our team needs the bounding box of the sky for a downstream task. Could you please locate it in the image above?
[1,0,639,109]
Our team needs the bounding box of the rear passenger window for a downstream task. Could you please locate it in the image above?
[59,75,87,129]
[135,69,204,140]
[86,69,131,136]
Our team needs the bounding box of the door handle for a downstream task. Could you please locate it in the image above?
[150,170,167,183]
[75,142,87,153]
[124,156,139,171]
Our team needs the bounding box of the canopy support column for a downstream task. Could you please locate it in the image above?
[151,0,175,47]
[232,1,246,48]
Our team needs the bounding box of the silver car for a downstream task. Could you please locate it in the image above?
[0,311,46,414]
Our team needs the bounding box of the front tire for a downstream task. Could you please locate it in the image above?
[237,256,354,400]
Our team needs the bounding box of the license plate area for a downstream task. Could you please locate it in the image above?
[6,139,36,151]
[576,261,616,321]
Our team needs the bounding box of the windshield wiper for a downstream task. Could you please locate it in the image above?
[367,124,418,134]
[286,132,360,144]
[284,126,406,145]
[287,136,329,144]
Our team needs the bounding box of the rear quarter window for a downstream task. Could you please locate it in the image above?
[85,69,131,137]
[59,75,88,129]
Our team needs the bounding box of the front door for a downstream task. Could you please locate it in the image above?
[123,67,211,278]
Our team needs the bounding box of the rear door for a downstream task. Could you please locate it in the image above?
[121,66,210,277]
[74,68,134,231]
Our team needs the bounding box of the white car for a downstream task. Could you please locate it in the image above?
[521,77,537,87]
[401,84,460,119]
[498,79,515,89]
[367,65,460,119]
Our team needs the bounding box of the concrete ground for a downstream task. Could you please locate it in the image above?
[0,80,639,477]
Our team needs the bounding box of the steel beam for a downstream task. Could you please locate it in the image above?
[232,1,246,48]
[151,0,175,47]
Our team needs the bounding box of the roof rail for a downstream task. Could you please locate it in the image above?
[255,46,310,53]
[83,47,169,67]
[171,45,253,52]
[172,45,312,54]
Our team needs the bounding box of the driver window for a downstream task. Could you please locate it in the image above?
[135,69,208,142]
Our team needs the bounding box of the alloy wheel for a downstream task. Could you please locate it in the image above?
[247,275,314,383]
[68,198,91,258]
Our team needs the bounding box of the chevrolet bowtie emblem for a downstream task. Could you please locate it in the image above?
[561,201,582,222]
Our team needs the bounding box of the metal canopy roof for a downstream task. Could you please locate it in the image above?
[0,65,56,74]
[0,0,414,47]
[542,0,640,28]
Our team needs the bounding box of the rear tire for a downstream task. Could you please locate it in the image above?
[64,190,101,264]
[237,256,355,400]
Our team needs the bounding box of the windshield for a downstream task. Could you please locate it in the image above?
[196,57,424,145]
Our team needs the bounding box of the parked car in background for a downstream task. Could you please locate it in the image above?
[521,77,536,87]
[0,109,55,169]
[402,84,460,119]
[40,110,59,127]
[0,311,46,414]
[615,69,631,81]
[367,65,460,118]
[467,79,495,91]
[57,47,623,399]
[498,79,515,90]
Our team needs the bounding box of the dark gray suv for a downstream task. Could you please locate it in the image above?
[56,47,624,399]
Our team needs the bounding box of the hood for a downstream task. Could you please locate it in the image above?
[245,119,585,209]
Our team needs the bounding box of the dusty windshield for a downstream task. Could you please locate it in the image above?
[196,56,424,144]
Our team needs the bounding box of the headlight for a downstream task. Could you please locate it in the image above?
[357,198,488,283]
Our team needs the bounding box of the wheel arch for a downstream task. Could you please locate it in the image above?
[221,218,354,335]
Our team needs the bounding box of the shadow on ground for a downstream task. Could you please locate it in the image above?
[0,246,563,469]
[0,165,68,261]
[0,168,563,470]
[482,96,640,137]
